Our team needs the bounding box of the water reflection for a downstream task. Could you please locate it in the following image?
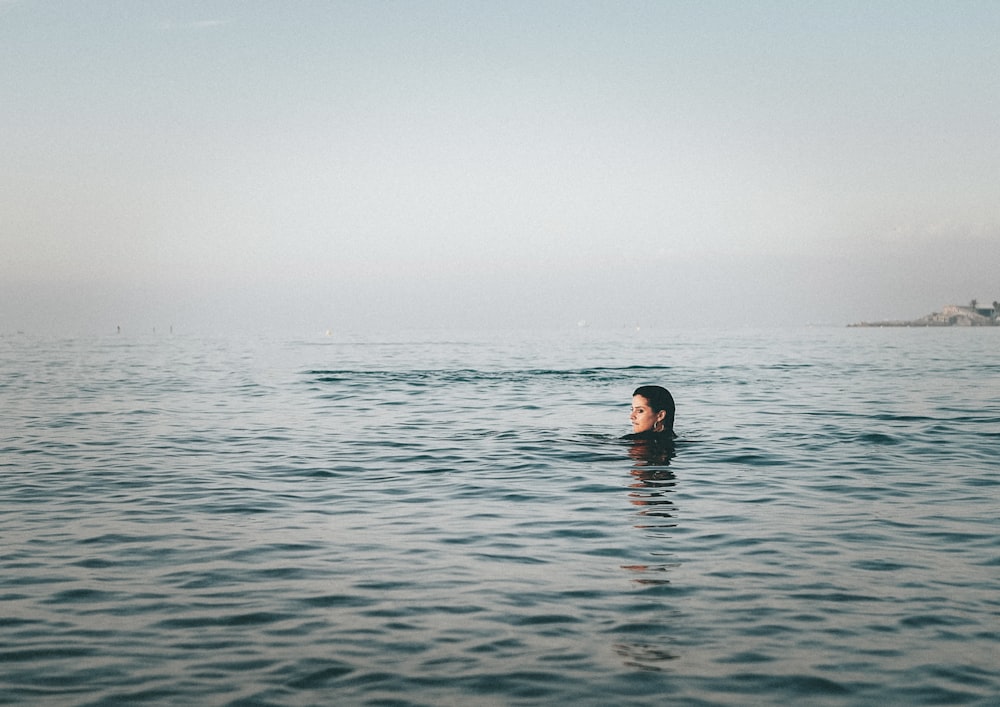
[626,436,676,467]
[613,438,683,669]
[626,438,677,531]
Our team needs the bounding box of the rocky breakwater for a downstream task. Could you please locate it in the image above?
[850,304,1000,327]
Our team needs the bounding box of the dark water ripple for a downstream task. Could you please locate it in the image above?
[2,328,998,705]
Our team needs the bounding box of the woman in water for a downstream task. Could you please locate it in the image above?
[625,385,675,439]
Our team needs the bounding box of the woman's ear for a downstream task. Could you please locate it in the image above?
[656,410,666,423]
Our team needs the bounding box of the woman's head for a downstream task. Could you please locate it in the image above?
[630,385,675,434]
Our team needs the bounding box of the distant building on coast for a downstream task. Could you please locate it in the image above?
[850,301,1000,327]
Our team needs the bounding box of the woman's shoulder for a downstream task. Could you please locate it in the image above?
[620,430,676,441]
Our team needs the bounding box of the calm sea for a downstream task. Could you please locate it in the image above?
[2,327,998,706]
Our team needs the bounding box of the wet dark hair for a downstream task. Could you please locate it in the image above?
[633,385,675,433]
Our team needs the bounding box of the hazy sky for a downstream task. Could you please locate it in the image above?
[3,0,999,334]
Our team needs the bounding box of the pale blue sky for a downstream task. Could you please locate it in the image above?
[3,1,999,334]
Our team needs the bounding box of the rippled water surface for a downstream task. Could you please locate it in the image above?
[2,327,998,705]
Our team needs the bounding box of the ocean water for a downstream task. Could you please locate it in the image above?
[2,326,998,706]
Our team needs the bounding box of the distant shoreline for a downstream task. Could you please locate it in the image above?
[850,303,999,327]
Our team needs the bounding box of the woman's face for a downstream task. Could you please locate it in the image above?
[630,394,665,433]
